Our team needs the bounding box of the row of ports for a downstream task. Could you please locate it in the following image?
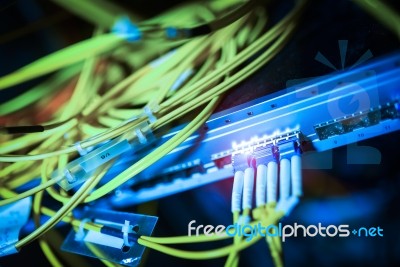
[130,160,204,192]
[314,102,399,140]
[130,131,303,192]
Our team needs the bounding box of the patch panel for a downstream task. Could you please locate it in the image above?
[130,159,204,192]
[314,101,399,140]
[231,131,302,171]
[109,53,400,207]
[211,153,232,169]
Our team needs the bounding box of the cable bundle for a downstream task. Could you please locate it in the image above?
[0,0,308,265]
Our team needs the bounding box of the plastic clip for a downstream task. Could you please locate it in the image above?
[75,218,91,241]
[64,169,76,184]
[128,105,158,150]
[73,141,87,156]
[121,220,134,247]
[131,120,154,149]
[62,208,158,267]
[143,105,157,124]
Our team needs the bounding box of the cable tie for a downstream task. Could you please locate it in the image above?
[134,127,147,144]
[64,169,76,184]
[73,141,87,156]
[120,102,158,127]
[121,220,134,247]
[122,104,158,128]
[143,105,158,124]
[130,121,155,148]
[127,105,158,147]
[75,218,91,241]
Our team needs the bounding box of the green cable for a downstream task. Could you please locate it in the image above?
[0,65,80,116]
[84,97,220,202]
[137,211,284,260]
[59,28,102,120]
[0,34,125,90]
[15,160,112,248]
[50,0,131,29]
[353,0,400,38]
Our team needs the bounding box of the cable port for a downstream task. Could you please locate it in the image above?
[314,101,399,140]
[211,152,232,169]
[131,159,204,191]
[230,130,302,172]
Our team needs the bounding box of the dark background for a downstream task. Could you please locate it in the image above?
[0,0,399,266]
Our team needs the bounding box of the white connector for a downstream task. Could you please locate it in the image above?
[231,171,244,212]
[291,154,302,197]
[122,220,134,247]
[266,161,278,204]
[242,167,255,210]
[256,164,267,207]
[279,158,291,201]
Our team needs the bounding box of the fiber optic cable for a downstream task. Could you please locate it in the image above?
[15,160,112,249]
[0,177,61,206]
[353,0,400,38]
[0,34,126,90]
[50,0,137,29]
[33,188,64,267]
[0,5,298,162]
[0,1,309,263]
[0,15,296,211]
[37,205,284,260]
[136,210,284,260]
[0,66,80,116]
